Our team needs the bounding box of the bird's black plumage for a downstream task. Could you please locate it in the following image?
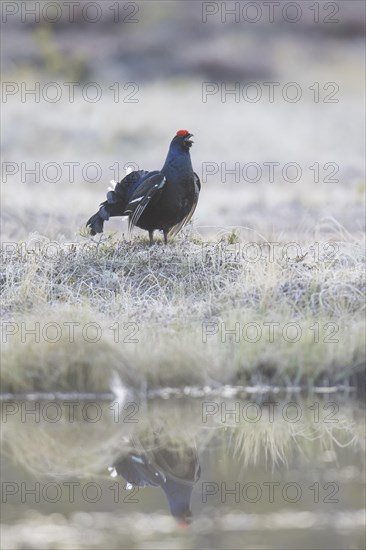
[86,130,200,244]
[109,436,201,525]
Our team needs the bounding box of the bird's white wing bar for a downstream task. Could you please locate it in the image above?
[128,196,144,204]
[127,174,166,233]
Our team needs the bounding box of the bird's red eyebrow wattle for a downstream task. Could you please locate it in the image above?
[176,129,190,136]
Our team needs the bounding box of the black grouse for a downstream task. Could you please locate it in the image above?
[86,130,200,245]
[109,435,201,526]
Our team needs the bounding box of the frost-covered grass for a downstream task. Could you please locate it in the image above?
[1,223,365,394]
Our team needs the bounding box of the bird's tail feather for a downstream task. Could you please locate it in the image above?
[86,212,104,235]
[86,201,110,235]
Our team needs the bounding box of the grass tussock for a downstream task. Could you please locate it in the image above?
[1,223,365,394]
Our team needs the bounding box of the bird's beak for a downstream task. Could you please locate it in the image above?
[184,133,194,143]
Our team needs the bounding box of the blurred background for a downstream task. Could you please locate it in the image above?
[2,0,365,241]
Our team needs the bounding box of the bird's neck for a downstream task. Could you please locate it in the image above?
[161,146,193,174]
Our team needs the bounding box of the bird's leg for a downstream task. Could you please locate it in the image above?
[149,231,154,246]
[163,230,168,245]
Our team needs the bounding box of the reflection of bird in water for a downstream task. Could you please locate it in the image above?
[109,435,201,526]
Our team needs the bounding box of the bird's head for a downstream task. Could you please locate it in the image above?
[175,509,193,528]
[172,129,194,151]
